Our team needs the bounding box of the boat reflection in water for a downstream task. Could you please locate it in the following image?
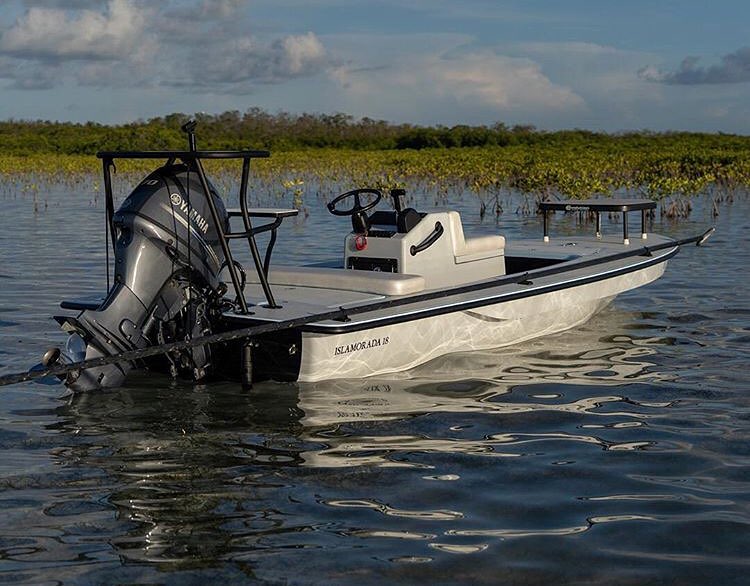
[297,318,669,468]
[55,309,672,567]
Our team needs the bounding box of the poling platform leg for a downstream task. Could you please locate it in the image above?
[241,340,253,389]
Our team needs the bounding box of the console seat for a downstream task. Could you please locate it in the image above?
[446,211,506,263]
[248,266,425,296]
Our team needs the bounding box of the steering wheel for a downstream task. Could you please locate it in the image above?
[327,188,383,216]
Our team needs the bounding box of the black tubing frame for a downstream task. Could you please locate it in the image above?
[97,147,274,314]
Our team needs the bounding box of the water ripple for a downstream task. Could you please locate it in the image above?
[0,190,747,583]
[325,499,464,521]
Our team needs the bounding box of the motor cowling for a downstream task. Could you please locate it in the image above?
[61,163,230,391]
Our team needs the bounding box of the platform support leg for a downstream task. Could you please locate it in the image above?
[241,340,254,390]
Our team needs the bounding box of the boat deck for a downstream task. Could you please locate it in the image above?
[222,234,677,333]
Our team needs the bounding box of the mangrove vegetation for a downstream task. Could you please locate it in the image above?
[2,110,749,213]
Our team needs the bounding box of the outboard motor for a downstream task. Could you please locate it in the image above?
[54,161,229,391]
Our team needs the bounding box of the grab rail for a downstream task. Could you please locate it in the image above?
[410,222,444,256]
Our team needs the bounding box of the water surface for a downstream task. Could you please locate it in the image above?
[0,182,748,584]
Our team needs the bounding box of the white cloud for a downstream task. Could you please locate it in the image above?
[0,1,328,93]
[428,52,583,110]
[281,32,326,76]
[187,32,328,90]
[1,0,151,62]
[484,41,666,128]
[331,49,584,121]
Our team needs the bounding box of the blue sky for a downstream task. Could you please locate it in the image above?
[0,0,749,132]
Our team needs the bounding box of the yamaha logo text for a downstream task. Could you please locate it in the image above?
[169,193,209,234]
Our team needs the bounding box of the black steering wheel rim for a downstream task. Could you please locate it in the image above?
[327,188,383,216]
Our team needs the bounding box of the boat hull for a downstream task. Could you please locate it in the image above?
[295,259,667,381]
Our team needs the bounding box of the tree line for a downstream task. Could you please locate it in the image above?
[1,108,749,155]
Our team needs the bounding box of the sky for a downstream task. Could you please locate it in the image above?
[0,0,749,132]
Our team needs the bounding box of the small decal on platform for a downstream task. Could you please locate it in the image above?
[334,336,390,356]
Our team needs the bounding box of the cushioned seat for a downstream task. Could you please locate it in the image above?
[248,266,425,296]
[446,211,505,262]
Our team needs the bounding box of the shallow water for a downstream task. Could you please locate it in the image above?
[0,181,748,584]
